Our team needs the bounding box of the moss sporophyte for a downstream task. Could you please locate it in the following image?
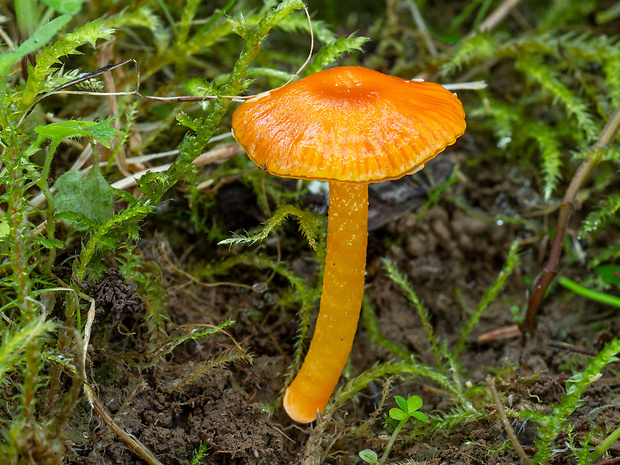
[232,66,466,423]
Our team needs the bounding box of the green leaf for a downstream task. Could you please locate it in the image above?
[0,15,72,81]
[34,236,64,249]
[389,408,408,421]
[411,411,429,422]
[406,395,423,412]
[580,193,620,238]
[533,339,620,462]
[228,13,250,40]
[558,277,620,309]
[595,265,620,287]
[41,0,84,15]
[0,316,57,385]
[53,211,99,231]
[35,118,121,148]
[382,258,442,368]
[176,111,200,132]
[0,220,9,238]
[135,170,171,199]
[441,32,499,78]
[305,34,369,76]
[517,54,599,142]
[54,168,115,229]
[528,122,563,200]
[455,239,520,358]
[358,449,378,464]
[395,395,408,412]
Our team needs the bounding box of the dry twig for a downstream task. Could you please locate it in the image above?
[487,377,535,465]
[524,104,620,333]
[465,0,524,39]
[84,385,164,465]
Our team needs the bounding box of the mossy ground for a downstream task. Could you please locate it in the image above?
[68,153,620,464]
[2,1,619,464]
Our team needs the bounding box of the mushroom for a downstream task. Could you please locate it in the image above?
[231,66,466,423]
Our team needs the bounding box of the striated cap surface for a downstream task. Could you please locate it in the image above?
[232,66,466,183]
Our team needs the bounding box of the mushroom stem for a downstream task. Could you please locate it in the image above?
[283,181,368,423]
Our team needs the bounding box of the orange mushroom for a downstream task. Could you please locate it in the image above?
[232,66,466,423]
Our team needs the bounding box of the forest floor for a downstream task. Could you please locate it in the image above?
[68,149,620,465]
[5,1,618,464]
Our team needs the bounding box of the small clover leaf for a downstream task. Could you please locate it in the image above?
[395,395,408,412]
[389,395,427,422]
[406,395,423,412]
[388,407,408,421]
[377,395,429,465]
[358,449,378,464]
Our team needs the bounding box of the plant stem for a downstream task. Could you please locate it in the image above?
[38,140,60,276]
[487,377,534,465]
[84,384,165,465]
[523,103,620,334]
[558,276,620,309]
[590,424,620,461]
[379,418,407,465]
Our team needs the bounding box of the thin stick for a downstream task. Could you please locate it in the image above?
[49,277,97,377]
[280,7,314,86]
[523,103,620,334]
[30,143,242,212]
[442,81,487,90]
[32,143,242,235]
[49,327,85,437]
[159,242,259,292]
[98,43,131,177]
[595,457,620,465]
[465,0,524,39]
[487,377,535,465]
[404,0,437,56]
[84,384,165,465]
[109,143,242,190]
[0,26,15,52]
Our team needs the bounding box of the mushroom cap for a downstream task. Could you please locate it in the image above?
[232,66,466,183]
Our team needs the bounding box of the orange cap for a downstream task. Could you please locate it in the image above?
[232,66,466,183]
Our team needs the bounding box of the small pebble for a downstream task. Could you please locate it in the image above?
[431,218,451,244]
[406,235,426,258]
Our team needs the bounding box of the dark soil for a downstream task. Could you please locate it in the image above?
[65,150,620,465]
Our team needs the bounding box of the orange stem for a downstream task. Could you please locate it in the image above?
[283,182,368,423]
